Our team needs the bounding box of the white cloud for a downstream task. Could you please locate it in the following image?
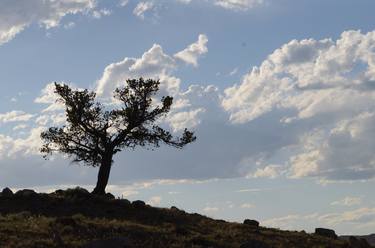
[229,67,238,76]
[203,206,219,213]
[13,124,28,131]
[331,197,362,207]
[34,83,58,105]
[174,34,208,67]
[235,188,265,193]
[168,191,181,195]
[147,196,162,206]
[263,214,319,230]
[119,0,129,7]
[167,108,205,131]
[252,164,283,178]
[263,208,375,233]
[35,113,65,126]
[0,127,44,159]
[95,35,211,134]
[214,0,264,11]
[240,203,255,208]
[173,0,265,11]
[95,35,208,99]
[0,0,97,46]
[133,1,155,20]
[35,82,79,113]
[176,0,192,3]
[222,29,375,182]
[289,112,375,181]
[96,44,177,98]
[63,22,76,29]
[92,8,112,19]
[319,208,375,226]
[0,111,33,123]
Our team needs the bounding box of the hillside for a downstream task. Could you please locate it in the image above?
[342,235,375,246]
[359,235,375,246]
[0,187,372,248]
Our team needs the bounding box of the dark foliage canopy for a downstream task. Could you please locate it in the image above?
[40,78,196,167]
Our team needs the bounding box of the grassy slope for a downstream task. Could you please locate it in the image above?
[0,188,371,248]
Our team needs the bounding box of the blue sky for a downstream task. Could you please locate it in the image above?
[1,0,375,235]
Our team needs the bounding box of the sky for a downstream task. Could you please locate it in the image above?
[0,0,375,235]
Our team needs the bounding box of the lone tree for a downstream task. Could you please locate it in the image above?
[41,78,196,195]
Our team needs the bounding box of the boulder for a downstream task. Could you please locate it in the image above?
[132,200,146,207]
[243,219,260,227]
[105,192,115,200]
[170,206,179,211]
[1,187,13,197]
[120,199,131,205]
[315,228,337,239]
[63,187,90,199]
[240,239,270,248]
[170,206,186,215]
[53,189,64,195]
[15,189,37,197]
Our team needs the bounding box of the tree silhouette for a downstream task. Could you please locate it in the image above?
[41,78,196,195]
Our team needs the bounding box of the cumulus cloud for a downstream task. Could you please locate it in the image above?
[95,34,210,133]
[0,82,77,160]
[0,111,33,123]
[222,30,375,182]
[96,34,208,98]
[262,213,324,232]
[96,44,177,97]
[0,86,67,160]
[35,114,65,126]
[331,197,362,207]
[35,82,81,113]
[167,108,206,131]
[174,34,208,67]
[203,206,219,213]
[13,124,28,131]
[289,112,375,182]
[319,208,375,226]
[214,0,264,11]
[0,0,97,46]
[229,68,239,76]
[240,203,255,208]
[262,207,375,234]
[263,207,375,233]
[0,127,44,159]
[133,1,155,20]
[92,8,112,19]
[147,196,162,206]
[119,0,129,7]
[173,0,265,11]
[252,164,284,178]
[34,83,58,105]
[176,0,192,3]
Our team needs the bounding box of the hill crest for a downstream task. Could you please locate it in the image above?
[0,187,372,248]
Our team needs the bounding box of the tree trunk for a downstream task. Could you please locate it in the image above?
[92,155,113,195]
